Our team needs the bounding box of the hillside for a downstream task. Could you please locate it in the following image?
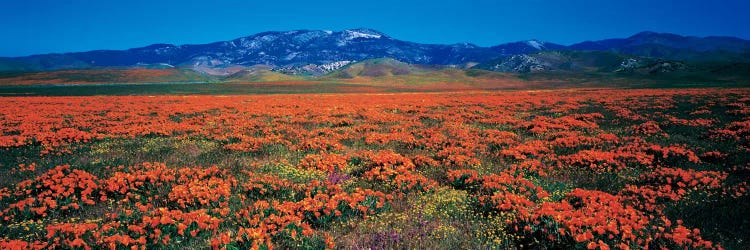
[3,29,748,75]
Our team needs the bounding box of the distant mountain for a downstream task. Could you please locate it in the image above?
[0,29,470,71]
[474,32,750,74]
[475,51,672,73]
[0,29,566,72]
[568,31,750,61]
[491,40,566,54]
[473,49,750,85]
[1,29,749,76]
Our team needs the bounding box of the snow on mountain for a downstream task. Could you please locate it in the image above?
[336,29,386,46]
[343,30,382,40]
[525,40,544,50]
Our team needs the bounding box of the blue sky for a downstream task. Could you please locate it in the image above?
[1,0,748,57]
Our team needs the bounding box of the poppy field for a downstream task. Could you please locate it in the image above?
[1,88,749,249]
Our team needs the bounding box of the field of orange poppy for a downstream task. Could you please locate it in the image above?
[1,88,749,249]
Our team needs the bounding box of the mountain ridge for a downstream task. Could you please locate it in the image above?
[1,28,749,73]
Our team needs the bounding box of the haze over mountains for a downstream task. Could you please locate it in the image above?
[1,28,749,77]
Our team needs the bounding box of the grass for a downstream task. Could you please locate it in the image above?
[1,62,748,97]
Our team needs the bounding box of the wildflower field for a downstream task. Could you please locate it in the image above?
[1,88,749,249]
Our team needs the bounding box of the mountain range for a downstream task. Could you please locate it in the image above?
[1,28,749,77]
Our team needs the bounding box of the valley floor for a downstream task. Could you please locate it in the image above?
[1,88,749,249]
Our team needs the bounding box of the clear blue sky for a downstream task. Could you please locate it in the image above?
[1,0,748,57]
